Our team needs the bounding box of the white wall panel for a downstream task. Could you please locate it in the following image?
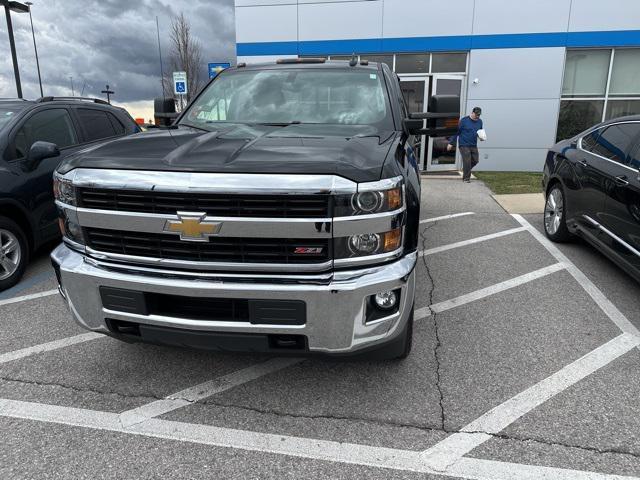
[473,148,548,172]
[236,0,295,6]
[383,0,474,38]
[299,1,383,41]
[464,99,560,149]
[467,48,565,100]
[237,54,297,64]
[473,0,571,35]
[235,4,298,43]
[569,0,640,32]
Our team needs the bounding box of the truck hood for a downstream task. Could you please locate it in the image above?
[58,124,397,183]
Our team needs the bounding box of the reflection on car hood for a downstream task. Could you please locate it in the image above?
[58,123,397,183]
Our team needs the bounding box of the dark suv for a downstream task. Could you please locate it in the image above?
[0,97,139,291]
[543,116,640,282]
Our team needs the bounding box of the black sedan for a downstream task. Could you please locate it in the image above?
[543,115,640,282]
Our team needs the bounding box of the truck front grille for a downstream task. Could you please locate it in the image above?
[85,228,331,265]
[78,188,330,218]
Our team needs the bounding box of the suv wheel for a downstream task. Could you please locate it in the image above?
[0,217,28,291]
[544,184,571,242]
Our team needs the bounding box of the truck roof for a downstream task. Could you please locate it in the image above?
[233,59,381,72]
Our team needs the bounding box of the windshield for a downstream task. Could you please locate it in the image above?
[181,68,391,129]
[0,108,22,130]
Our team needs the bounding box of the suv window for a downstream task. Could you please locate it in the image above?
[13,108,77,159]
[77,108,122,141]
[107,112,126,135]
[590,123,639,164]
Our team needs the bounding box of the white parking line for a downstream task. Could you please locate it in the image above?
[512,214,640,337]
[420,212,475,224]
[421,333,640,470]
[119,357,302,427]
[1,398,637,480]
[419,227,526,257]
[0,332,103,364]
[415,263,565,320]
[0,289,59,307]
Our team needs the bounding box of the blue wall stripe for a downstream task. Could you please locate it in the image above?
[237,30,640,57]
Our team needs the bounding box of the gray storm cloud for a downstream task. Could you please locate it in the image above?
[0,0,235,103]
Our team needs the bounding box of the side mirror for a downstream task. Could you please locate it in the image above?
[154,97,178,127]
[404,94,460,137]
[25,141,59,171]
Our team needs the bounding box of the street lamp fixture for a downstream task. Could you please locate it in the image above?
[25,2,43,97]
[1,0,30,98]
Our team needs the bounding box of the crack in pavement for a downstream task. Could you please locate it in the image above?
[0,376,168,404]
[3,375,640,461]
[420,221,446,432]
[473,430,640,461]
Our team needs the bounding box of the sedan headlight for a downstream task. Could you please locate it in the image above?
[53,173,77,206]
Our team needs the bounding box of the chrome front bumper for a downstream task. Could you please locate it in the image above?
[51,244,416,354]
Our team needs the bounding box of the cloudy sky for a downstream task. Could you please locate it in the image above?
[0,0,236,119]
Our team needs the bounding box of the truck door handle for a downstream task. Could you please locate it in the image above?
[614,175,629,186]
[578,159,588,167]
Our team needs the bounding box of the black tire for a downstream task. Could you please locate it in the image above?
[544,183,572,243]
[0,216,29,292]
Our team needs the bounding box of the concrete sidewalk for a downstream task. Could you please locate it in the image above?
[492,192,545,214]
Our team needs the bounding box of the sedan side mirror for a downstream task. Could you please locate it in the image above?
[24,141,59,171]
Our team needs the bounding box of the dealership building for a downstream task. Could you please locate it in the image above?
[233,0,640,172]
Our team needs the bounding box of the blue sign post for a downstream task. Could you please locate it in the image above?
[208,62,231,79]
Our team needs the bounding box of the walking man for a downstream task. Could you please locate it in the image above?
[447,107,484,183]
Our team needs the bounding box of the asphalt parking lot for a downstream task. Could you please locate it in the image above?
[1,178,639,479]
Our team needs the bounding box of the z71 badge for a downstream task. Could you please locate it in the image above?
[293,247,324,255]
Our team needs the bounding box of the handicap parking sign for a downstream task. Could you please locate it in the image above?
[173,71,187,95]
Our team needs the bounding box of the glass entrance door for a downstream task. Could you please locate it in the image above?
[400,77,429,170]
[426,75,464,171]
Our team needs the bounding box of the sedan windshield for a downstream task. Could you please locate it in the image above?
[181,68,391,129]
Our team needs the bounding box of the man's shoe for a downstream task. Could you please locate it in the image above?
[464,179,471,183]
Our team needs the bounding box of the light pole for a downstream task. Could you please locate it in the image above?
[101,84,114,104]
[25,2,43,97]
[1,1,29,99]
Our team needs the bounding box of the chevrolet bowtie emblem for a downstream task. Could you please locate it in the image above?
[163,212,222,242]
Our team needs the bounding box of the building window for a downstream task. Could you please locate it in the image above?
[395,54,430,74]
[558,48,640,141]
[320,53,467,75]
[431,53,467,73]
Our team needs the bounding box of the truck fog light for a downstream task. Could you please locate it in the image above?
[374,290,398,310]
[349,233,380,254]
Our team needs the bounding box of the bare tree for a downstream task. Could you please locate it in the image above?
[162,13,203,106]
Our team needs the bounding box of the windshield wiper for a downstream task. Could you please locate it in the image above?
[252,121,302,127]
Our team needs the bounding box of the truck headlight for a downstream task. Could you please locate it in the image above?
[348,233,380,255]
[334,178,404,217]
[338,228,403,260]
[53,174,77,206]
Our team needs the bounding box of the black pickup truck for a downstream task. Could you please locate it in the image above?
[50,59,458,359]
